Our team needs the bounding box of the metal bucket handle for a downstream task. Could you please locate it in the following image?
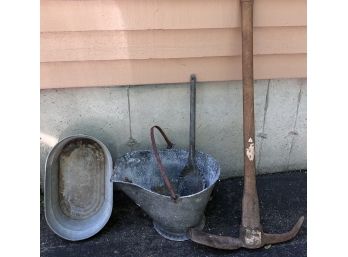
[150,126,178,200]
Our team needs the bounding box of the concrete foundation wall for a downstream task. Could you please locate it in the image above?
[40,78,306,189]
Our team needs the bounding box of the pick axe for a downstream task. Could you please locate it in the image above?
[187,0,304,250]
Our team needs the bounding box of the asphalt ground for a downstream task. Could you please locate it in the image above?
[41,171,306,257]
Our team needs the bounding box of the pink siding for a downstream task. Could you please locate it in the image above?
[40,0,307,89]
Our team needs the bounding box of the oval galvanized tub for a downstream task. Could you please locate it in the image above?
[44,135,113,241]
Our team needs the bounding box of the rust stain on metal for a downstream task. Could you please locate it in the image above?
[124,176,133,183]
[58,139,105,220]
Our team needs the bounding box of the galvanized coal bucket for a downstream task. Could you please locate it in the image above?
[112,126,220,241]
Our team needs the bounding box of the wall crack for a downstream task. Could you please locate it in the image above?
[286,85,303,170]
[257,80,271,170]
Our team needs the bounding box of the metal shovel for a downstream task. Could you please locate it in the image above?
[177,74,205,196]
[187,0,304,249]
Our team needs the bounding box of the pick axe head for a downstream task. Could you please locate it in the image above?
[188,216,304,250]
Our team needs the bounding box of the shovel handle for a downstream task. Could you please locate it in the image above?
[150,126,177,200]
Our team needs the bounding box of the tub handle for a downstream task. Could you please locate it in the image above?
[150,126,177,200]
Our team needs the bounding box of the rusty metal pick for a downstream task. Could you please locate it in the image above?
[187,0,304,250]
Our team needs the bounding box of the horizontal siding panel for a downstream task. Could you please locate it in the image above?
[41,27,306,62]
[41,54,306,89]
[41,0,306,32]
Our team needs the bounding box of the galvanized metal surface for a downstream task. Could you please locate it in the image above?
[44,135,113,241]
[112,148,220,241]
[188,0,304,250]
